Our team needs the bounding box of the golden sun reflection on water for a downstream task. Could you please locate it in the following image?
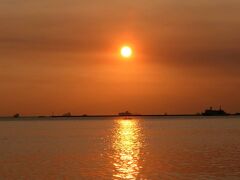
[112,119,142,179]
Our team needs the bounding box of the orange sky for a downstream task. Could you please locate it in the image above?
[0,0,240,115]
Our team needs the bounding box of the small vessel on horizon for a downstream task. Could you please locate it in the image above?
[202,107,228,116]
[13,113,20,118]
[118,111,132,116]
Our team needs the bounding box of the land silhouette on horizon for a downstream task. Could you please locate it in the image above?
[2,107,240,119]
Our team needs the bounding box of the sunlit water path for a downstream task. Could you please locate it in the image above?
[112,119,143,179]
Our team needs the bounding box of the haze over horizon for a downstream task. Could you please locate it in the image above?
[0,0,240,116]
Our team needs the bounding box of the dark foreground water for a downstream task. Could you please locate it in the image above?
[0,116,240,179]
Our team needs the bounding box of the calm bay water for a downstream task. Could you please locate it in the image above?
[0,116,240,179]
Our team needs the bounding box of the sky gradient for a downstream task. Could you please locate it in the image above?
[0,0,240,115]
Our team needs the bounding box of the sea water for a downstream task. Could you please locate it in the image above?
[0,116,240,179]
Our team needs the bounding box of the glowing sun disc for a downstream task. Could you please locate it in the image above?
[121,46,132,58]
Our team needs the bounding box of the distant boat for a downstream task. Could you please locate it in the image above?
[62,112,72,117]
[118,111,132,116]
[202,107,228,116]
[13,113,20,118]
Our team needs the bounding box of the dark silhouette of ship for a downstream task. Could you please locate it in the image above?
[62,112,72,117]
[13,113,20,118]
[118,111,132,116]
[202,106,228,116]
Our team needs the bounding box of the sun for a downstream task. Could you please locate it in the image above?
[121,46,132,58]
